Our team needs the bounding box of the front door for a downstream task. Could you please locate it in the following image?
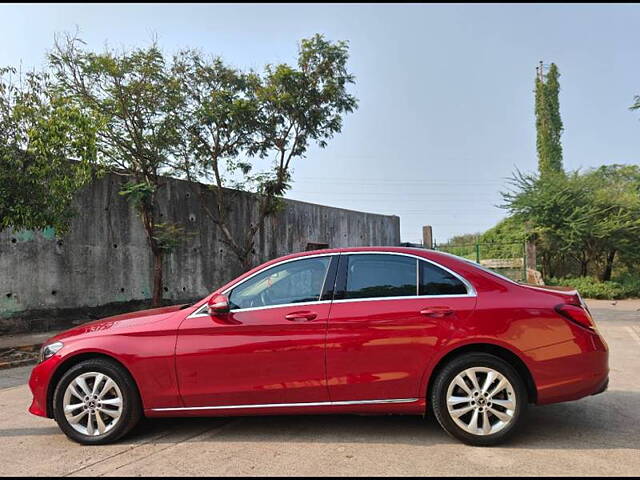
[325,253,477,402]
[176,255,338,407]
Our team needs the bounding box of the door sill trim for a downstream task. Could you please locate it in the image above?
[151,398,419,412]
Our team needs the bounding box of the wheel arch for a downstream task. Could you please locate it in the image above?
[425,342,537,407]
[46,352,142,419]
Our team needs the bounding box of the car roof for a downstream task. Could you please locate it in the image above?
[286,245,449,261]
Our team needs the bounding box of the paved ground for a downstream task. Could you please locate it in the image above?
[1,302,638,476]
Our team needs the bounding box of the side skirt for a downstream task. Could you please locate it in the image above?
[146,398,426,417]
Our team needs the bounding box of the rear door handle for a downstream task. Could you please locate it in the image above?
[285,311,318,322]
[420,306,454,318]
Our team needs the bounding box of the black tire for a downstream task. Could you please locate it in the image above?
[52,358,141,445]
[430,353,527,446]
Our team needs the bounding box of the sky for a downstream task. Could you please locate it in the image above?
[1,3,639,244]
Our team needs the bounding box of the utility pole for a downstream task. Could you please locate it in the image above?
[422,225,433,249]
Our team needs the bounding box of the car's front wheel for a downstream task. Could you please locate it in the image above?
[430,352,527,446]
[52,358,141,445]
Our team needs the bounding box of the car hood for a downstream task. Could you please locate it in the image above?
[47,304,190,343]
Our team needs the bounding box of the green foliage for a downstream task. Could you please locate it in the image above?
[171,50,261,188]
[0,67,96,235]
[439,219,527,261]
[172,33,358,267]
[535,63,564,176]
[152,222,194,252]
[258,34,358,158]
[443,233,482,247]
[49,34,188,305]
[118,181,156,209]
[546,275,640,300]
[479,217,527,258]
[502,164,640,280]
[49,35,184,177]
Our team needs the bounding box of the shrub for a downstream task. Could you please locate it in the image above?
[612,273,640,298]
[546,276,628,300]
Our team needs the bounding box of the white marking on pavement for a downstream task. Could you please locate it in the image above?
[625,326,640,346]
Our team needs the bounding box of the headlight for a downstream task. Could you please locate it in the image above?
[40,341,63,362]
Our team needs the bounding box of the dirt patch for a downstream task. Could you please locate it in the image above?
[0,347,39,369]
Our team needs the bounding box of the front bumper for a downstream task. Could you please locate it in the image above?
[28,356,62,418]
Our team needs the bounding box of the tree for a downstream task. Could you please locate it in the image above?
[584,165,640,280]
[174,34,358,270]
[170,50,262,269]
[501,166,640,280]
[535,62,564,176]
[479,217,527,259]
[49,35,186,306]
[0,66,95,235]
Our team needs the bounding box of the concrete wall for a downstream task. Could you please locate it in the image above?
[0,172,400,332]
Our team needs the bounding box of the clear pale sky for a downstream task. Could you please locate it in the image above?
[2,3,639,243]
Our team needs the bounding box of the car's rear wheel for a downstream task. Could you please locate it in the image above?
[430,353,527,446]
[52,358,141,445]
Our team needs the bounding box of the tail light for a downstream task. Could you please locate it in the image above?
[555,304,596,331]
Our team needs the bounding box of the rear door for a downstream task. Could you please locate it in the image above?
[325,253,477,402]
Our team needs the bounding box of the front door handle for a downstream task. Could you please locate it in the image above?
[420,306,454,318]
[285,311,318,322]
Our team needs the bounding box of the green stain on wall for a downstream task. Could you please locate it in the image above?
[41,227,57,240]
[14,230,35,242]
[0,294,22,317]
[11,227,57,243]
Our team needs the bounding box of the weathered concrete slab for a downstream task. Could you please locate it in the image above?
[0,173,400,333]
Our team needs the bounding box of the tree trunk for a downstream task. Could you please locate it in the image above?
[599,249,616,282]
[140,201,164,307]
[580,259,589,277]
[151,247,163,307]
[240,249,256,272]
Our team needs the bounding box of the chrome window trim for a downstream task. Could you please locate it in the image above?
[225,252,338,295]
[188,253,339,318]
[189,299,333,317]
[151,397,419,412]
[331,293,474,305]
[187,249,476,318]
[342,251,477,299]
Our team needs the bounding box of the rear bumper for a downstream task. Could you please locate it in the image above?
[528,330,609,405]
[591,376,609,397]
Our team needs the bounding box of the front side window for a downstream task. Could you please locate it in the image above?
[228,256,331,310]
[344,254,417,299]
[419,260,468,295]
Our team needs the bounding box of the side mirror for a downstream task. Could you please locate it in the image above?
[207,294,230,315]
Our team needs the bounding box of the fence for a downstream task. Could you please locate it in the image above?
[433,240,528,282]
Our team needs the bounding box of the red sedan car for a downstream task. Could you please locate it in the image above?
[28,247,609,446]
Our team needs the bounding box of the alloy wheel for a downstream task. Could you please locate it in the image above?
[445,367,516,436]
[62,371,123,436]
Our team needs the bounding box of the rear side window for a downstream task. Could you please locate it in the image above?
[345,254,416,299]
[419,260,468,295]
